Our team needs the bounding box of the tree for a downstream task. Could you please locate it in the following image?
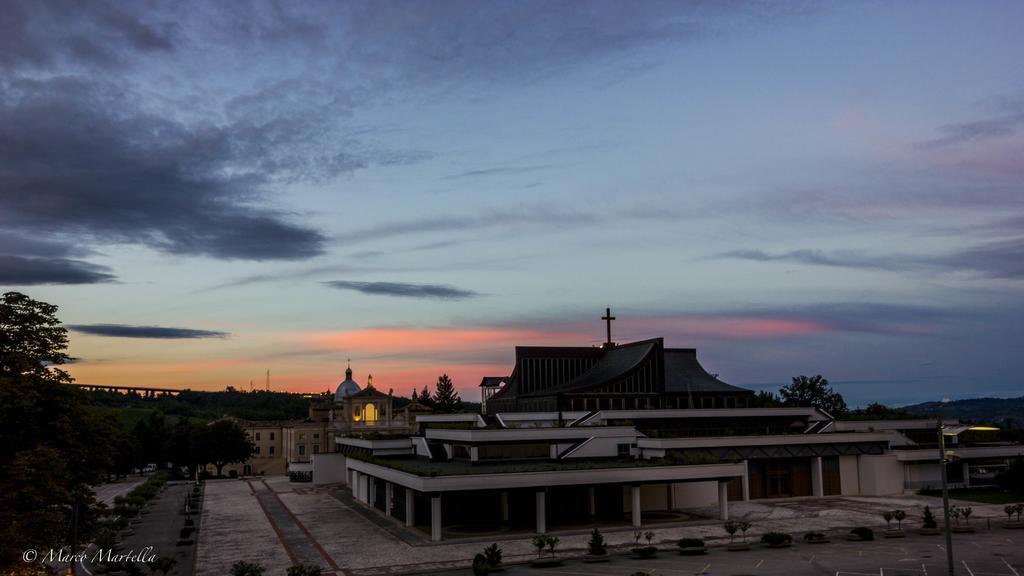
[432,373,462,413]
[779,375,847,416]
[200,419,254,476]
[754,390,782,408]
[417,385,433,407]
[0,292,114,564]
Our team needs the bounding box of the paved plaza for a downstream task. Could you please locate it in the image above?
[194,477,1022,576]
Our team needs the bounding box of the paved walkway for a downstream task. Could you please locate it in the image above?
[196,477,1020,576]
[116,481,196,576]
[93,476,147,506]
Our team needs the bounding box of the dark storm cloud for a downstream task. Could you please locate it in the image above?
[323,280,480,300]
[0,77,327,261]
[722,239,1024,279]
[68,324,229,339]
[0,0,176,72]
[0,256,117,285]
[0,231,116,285]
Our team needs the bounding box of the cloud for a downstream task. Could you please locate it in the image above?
[919,94,1024,149]
[0,0,177,72]
[441,164,558,180]
[721,239,1024,279]
[323,280,480,300]
[67,324,229,339]
[0,255,117,285]
[0,230,116,285]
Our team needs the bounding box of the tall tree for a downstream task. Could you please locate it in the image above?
[417,385,433,407]
[200,419,254,476]
[431,374,462,414]
[779,374,847,416]
[0,292,114,564]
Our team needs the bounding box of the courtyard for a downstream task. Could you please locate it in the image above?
[193,477,1023,576]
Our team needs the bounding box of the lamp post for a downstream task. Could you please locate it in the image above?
[937,423,998,576]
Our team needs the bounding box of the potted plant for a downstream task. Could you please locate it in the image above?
[884,510,906,538]
[230,562,264,576]
[725,521,750,551]
[583,529,609,563]
[677,538,706,556]
[760,532,793,548]
[803,531,830,544]
[1004,504,1024,529]
[919,506,941,535]
[952,506,975,534]
[847,527,874,541]
[530,535,564,568]
[472,553,492,576]
[285,567,321,576]
[630,530,657,558]
[482,543,503,571]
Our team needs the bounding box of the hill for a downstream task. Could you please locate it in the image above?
[902,396,1024,426]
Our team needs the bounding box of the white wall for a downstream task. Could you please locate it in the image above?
[312,453,348,486]
[672,481,719,508]
[839,455,860,495]
[857,454,903,495]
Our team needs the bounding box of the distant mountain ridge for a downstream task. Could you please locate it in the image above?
[902,396,1024,424]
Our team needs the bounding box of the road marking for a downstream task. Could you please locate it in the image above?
[702,562,711,573]
[963,560,976,576]
[756,559,765,568]
[1003,557,1021,576]
[922,563,928,576]
[808,555,815,564]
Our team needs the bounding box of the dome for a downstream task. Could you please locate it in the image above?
[334,365,361,400]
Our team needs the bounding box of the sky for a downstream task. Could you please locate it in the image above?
[2,1,1022,407]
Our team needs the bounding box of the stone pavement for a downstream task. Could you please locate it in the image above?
[196,476,1020,576]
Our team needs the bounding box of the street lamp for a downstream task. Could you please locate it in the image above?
[937,423,999,576]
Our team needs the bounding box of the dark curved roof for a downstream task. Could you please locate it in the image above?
[664,348,748,393]
[519,339,658,397]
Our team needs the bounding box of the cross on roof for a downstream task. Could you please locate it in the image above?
[602,307,616,345]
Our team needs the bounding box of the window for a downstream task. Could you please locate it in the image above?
[313,433,319,439]
[270,432,275,440]
[255,432,261,441]
[364,403,378,423]
[298,445,305,455]
[255,446,261,455]
[299,433,305,440]
[617,443,632,457]
[313,444,319,454]
[269,446,275,455]
[477,443,549,460]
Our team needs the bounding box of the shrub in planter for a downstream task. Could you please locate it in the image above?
[1004,503,1024,528]
[724,520,751,551]
[919,506,941,535]
[230,561,264,576]
[184,518,194,528]
[677,538,706,555]
[471,554,492,576]
[630,530,657,558]
[286,566,321,576]
[952,506,975,533]
[803,532,830,544]
[529,535,564,567]
[847,527,874,541]
[482,543,502,571]
[760,532,793,548]
[883,510,906,538]
[583,529,609,562]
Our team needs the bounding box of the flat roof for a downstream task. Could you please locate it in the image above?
[346,457,744,492]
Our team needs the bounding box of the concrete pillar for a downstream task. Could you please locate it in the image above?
[963,461,971,488]
[385,482,393,517]
[742,460,750,501]
[667,483,675,511]
[631,485,642,528]
[587,487,596,516]
[431,495,442,542]
[718,481,729,520]
[500,491,509,522]
[405,488,415,527]
[812,456,824,497]
[535,490,547,534]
